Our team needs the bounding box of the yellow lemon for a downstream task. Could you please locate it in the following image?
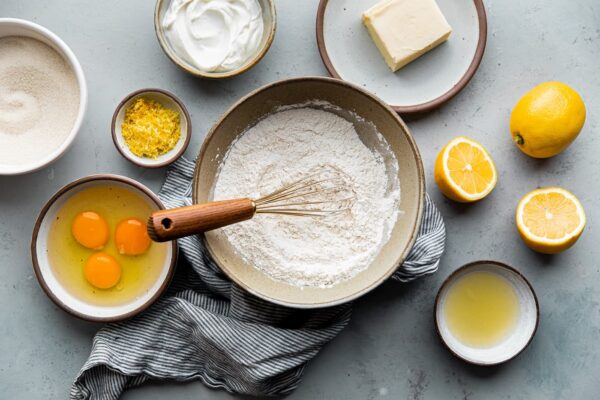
[510,82,586,158]
[434,137,497,203]
[516,187,585,254]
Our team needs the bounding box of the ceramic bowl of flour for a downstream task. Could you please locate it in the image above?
[0,18,87,175]
[193,77,425,308]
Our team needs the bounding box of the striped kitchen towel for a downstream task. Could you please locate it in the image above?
[70,157,445,399]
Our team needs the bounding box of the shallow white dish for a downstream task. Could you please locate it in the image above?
[316,0,487,115]
[31,175,177,322]
[111,89,191,168]
[0,18,87,175]
[435,261,539,365]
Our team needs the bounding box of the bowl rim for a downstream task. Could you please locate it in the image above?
[153,0,277,79]
[0,17,88,175]
[111,88,192,169]
[192,76,425,308]
[315,0,488,116]
[434,260,540,366]
[30,174,178,322]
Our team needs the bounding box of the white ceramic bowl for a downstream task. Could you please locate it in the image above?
[0,18,87,175]
[435,261,539,365]
[111,88,191,168]
[154,0,277,79]
[31,175,177,322]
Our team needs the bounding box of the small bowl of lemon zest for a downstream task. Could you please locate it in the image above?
[112,88,191,168]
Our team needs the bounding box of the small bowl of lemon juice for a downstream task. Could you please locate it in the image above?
[435,261,539,365]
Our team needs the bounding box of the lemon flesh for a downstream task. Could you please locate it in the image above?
[516,187,585,254]
[434,137,497,203]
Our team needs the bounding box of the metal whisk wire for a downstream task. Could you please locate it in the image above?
[253,167,356,217]
[147,166,357,242]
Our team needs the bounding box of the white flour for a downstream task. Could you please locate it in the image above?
[213,107,400,288]
[0,37,79,166]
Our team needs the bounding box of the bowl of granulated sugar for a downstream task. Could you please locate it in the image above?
[0,18,87,175]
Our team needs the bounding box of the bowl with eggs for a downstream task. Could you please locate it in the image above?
[31,175,177,322]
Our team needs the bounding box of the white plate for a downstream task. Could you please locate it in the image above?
[317,0,487,114]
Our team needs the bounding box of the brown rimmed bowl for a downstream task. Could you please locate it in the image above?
[112,88,191,168]
[316,0,487,115]
[193,76,425,308]
[154,0,277,79]
[31,175,177,322]
[0,18,87,175]
[435,261,539,365]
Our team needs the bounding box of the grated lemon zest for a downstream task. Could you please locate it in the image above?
[121,97,181,159]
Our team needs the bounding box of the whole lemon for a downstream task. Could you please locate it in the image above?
[510,82,586,158]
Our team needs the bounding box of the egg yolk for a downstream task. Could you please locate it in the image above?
[115,218,151,255]
[71,211,109,249]
[84,252,121,289]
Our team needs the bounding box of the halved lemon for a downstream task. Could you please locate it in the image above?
[434,137,497,202]
[516,187,585,254]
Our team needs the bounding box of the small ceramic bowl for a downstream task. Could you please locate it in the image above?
[435,261,539,365]
[111,88,191,168]
[31,175,177,322]
[154,0,277,79]
[0,18,87,175]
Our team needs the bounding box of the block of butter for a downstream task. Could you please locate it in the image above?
[362,0,452,72]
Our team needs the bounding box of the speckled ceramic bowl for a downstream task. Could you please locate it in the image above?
[0,18,87,175]
[154,0,277,79]
[435,261,539,365]
[31,175,177,322]
[193,77,425,308]
[111,88,191,168]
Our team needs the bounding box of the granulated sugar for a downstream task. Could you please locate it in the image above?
[0,36,79,166]
[213,107,401,288]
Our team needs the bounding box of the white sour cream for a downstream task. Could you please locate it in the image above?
[162,0,264,73]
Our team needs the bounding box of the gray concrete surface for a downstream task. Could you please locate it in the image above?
[2,0,600,398]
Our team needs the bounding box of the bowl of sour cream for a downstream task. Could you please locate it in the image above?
[155,0,276,79]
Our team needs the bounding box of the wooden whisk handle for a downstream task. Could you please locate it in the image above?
[147,198,256,242]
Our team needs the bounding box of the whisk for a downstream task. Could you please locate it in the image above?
[147,166,356,242]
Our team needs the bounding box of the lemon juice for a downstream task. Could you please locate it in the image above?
[444,271,520,348]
